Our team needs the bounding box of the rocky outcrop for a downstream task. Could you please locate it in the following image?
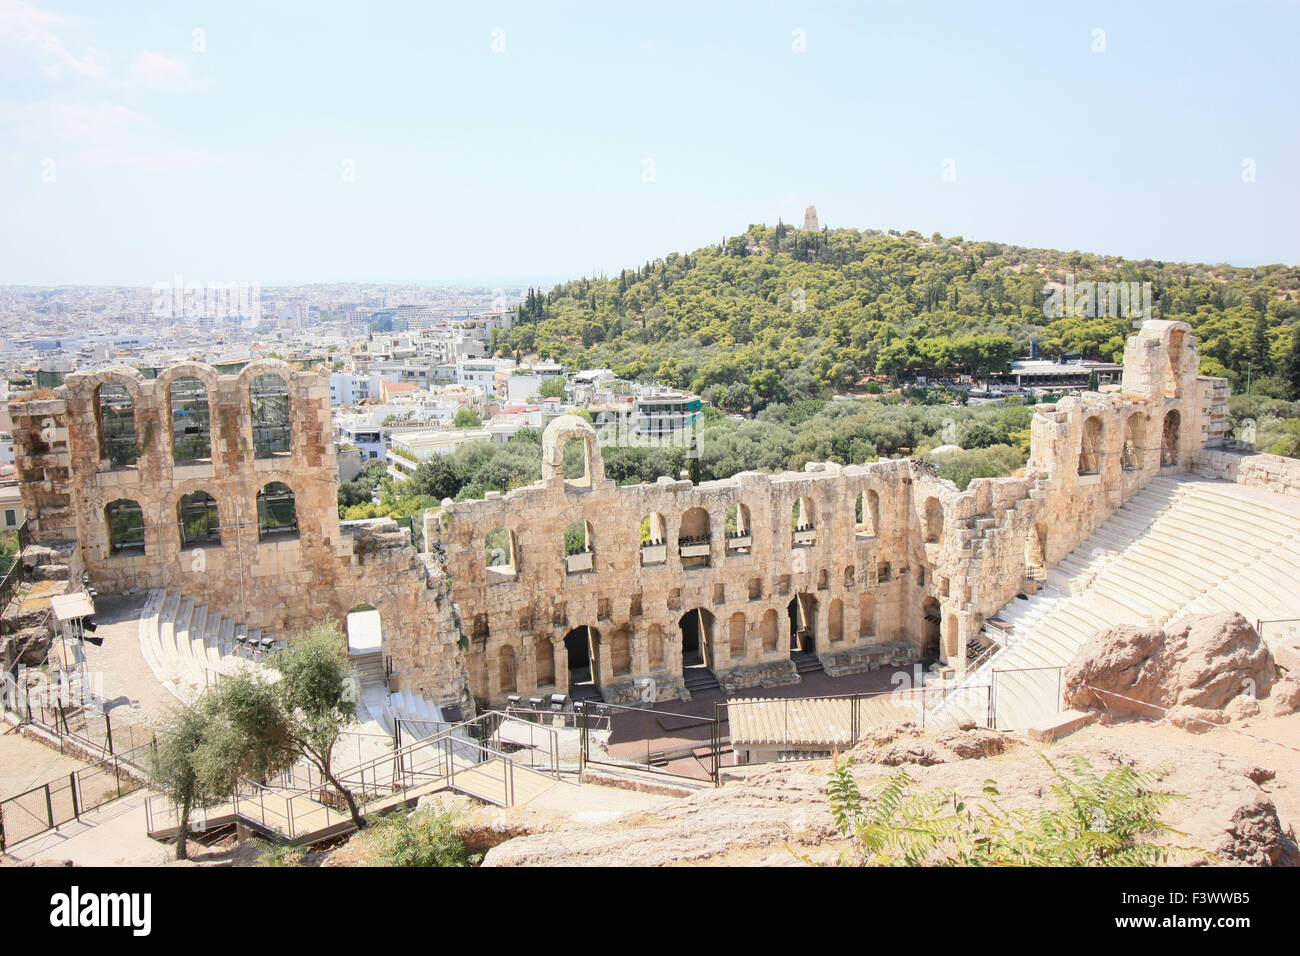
[481,724,1294,867]
[1063,612,1276,717]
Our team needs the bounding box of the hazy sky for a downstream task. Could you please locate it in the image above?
[2,0,1297,287]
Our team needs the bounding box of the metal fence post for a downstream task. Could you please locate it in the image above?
[104,712,114,756]
[69,772,79,821]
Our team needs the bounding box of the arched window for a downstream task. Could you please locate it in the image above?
[1079,416,1103,475]
[855,490,879,537]
[729,612,747,659]
[609,626,631,676]
[725,503,753,552]
[535,637,556,687]
[792,497,816,546]
[679,507,711,567]
[106,499,145,554]
[564,519,594,573]
[499,646,517,694]
[257,482,297,539]
[485,527,518,580]
[250,374,291,456]
[1122,414,1145,471]
[1162,410,1180,467]
[640,512,667,565]
[924,497,943,544]
[646,624,664,670]
[96,382,138,467]
[169,376,212,462]
[859,593,875,638]
[179,491,221,546]
[828,599,844,644]
[760,609,779,652]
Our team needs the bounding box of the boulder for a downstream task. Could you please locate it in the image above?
[1267,677,1300,717]
[1063,612,1274,718]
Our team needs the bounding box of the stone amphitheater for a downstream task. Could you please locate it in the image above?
[9,320,1300,741]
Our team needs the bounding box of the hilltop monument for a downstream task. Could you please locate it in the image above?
[803,205,819,231]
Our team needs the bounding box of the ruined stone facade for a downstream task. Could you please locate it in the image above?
[427,321,1231,708]
[10,361,466,709]
[10,321,1233,714]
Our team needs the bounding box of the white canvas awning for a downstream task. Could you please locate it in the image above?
[50,591,95,623]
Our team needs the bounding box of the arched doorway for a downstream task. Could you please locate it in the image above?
[921,597,941,660]
[679,608,715,673]
[1025,521,1048,580]
[1162,410,1180,468]
[787,593,818,654]
[345,604,381,655]
[563,625,600,700]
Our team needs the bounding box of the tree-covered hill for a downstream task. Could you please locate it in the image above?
[496,224,1300,411]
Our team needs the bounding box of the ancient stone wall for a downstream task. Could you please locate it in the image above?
[428,321,1228,707]
[9,362,467,710]
[9,321,1227,713]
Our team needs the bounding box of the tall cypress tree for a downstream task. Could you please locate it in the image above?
[1284,329,1300,401]
[1251,314,1274,376]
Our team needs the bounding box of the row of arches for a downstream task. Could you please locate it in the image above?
[482,491,921,580]
[104,482,298,554]
[484,592,882,696]
[1078,409,1181,477]
[94,372,291,468]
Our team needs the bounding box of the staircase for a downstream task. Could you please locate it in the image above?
[791,649,824,676]
[683,665,721,695]
[137,589,277,704]
[935,476,1300,731]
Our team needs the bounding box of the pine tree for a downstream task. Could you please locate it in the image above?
[1285,329,1300,401]
[1251,314,1274,376]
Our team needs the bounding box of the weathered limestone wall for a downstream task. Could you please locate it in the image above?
[9,362,467,709]
[9,321,1228,713]
[428,321,1229,708]
[1193,448,1300,498]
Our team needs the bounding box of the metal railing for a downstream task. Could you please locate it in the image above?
[577,699,721,785]
[144,710,563,844]
[0,738,155,850]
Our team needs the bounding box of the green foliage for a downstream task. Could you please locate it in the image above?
[148,698,234,860]
[506,227,1300,415]
[452,408,481,428]
[537,377,567,399]
[364,807,479,867]
[825,754,1204,867]
[208,620,367,829]
[929,444,1026,490]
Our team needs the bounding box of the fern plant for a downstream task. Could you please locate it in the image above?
[825,753,1207,867]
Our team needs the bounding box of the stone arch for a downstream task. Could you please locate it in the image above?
[646,624,665,670]
[485,526,518,580]
[760,608,779,652]
[792,496,816,546]
[563,519,594,573]
[608,625,631,677]
[725,502,753,552]
[1122,413,1145,471]
[828,598,844,644]
[248,371,292,457]
[541,414,604,488]
[855,489,879,536]
[787,593,818,653]
[728,611,747,659]
[1025,520,1048,579]
[155,363,220,465]
[679,506,712,567]
[859,593,875,638]
[844,564,855,588]
[92,375,142,467]
[178,489,221,547]
[345,604,382,653]
[106,498,145,554]
[1166,328,1186,398]
[679,607,715,670]
[256,481,298,540]
[1078,415,1103,475]
[563,625,598,693]
[498,645,518,694]
[923,496,943,544]
[921,596,941,658]
[640,511,665,545]
[535,636,556,687]
[1162,409,1181,467]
